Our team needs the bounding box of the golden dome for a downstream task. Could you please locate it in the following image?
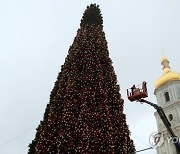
[155,56,180,89]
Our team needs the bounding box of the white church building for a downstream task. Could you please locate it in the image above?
[154,55,180,154]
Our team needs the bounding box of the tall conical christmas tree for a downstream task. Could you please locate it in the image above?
[28,4,135,154]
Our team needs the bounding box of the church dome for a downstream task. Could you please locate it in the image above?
[155,56,180,89]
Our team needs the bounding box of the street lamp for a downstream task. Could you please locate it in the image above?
[127,81,180,153]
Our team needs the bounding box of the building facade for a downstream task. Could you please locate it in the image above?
[154,56,180,154]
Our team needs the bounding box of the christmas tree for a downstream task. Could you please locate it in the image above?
[28,4,135,154]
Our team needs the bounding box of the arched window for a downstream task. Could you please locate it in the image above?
[168,114,173,121]
[165,92,170,102]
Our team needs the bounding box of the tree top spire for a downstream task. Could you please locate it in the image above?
[80,4,103,28]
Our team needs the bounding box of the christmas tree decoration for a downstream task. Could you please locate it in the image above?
[28,4,135,154]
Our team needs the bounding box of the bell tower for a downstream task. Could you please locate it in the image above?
[154,55,180,154]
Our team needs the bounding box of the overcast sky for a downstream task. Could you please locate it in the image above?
[1,0,180,154]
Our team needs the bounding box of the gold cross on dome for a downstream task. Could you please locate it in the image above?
[161,49,165,56]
